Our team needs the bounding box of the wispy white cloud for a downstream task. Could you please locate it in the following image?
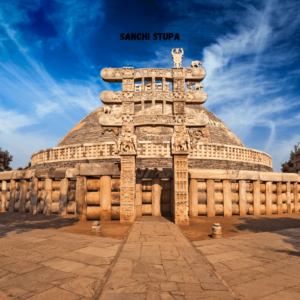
[200,0,300,171]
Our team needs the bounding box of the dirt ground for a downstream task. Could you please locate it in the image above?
[1,212,300,242]
[180,213,300,241]
[0,213,130,239]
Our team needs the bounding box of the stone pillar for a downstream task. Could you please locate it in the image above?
[30,177,38,214]
[277,182,283,215]
[9,180,16,213]
[152,178,161,217]
[141,101,145,114]
[253,180,261,216]
[265,181,272,216]
[136,179,142,217]
[293,182,298,213]
[173,155,189,225]
[163,101,166,115]
[142,77,145,91]
[189,179,198,217]
[170,178,174,217]
[1,180,7,212]
[75,176,87,220]
[206,179,215,217]
[59,178,69,216]
[286,182,292,214]
[152,77,155,90]
[120,155,136,224]
[162,77,165,91]
[19,180,27,213]
[223,180,232,217]
[43,178,53,215]
[100,176,111,221]
[239,180,247,216]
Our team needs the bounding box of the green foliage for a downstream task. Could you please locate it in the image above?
[281,160,293,173]
[0,147,13,172]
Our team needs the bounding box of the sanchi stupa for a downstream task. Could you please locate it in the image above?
[0,49,300,225]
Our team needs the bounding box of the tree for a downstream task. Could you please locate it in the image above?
[0,148,13,172]
[281,160,293,173]
[17,162,31,170]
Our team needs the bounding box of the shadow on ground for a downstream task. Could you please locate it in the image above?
[180,214,300,240]
[0,212,130,239]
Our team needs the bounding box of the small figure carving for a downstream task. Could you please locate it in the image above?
[117,126,137,153]
[191,61,202,68]
[186,81,204,91]
[195,83,203,91]
[124,92,134,99]
[122,114,134,124]
[101,105,111,114]
[189,129,204,149]
[171,48,184,68]
[172,126,190,152]
[174,115,186,124]
[186,81,193,91]
[113,92,122,101]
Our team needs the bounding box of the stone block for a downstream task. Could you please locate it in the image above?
[282,173,298,182]
[48,168,67,178]
[65,168,77,178]
[0,171,13,180]
[35,168,50,179]
[80,163,120,176]
[12,170,26,180]
[227,170,259,180]
[24,169,36,179]
[259,172,282,182]
[189,169,227,180]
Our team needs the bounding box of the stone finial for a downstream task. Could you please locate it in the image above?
[171,48,184,68]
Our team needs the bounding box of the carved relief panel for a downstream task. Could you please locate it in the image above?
[174,102,186,115]
[173,78,185,91]
[123,79,134,92]
[122,102,134,115]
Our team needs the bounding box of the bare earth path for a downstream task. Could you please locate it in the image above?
[99,217,233,300]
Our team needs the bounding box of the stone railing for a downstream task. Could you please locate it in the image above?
[188,170,300,217]
[31,142,117,166]
[189,143,272,167]
[1,166,300,221]
[31,142,272,168]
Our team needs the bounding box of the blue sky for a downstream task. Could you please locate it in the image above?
[0,0,300,171]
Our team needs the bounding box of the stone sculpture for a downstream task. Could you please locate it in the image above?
[101,105,111,114]
[191,61,202,68]
[117,126,137,154]
[186,81,203,91]
[172,126,190,152]
[171,48,184,68]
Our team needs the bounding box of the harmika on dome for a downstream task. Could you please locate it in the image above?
[2,49,298,226]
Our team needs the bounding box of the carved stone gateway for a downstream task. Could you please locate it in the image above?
[99,48,207,224]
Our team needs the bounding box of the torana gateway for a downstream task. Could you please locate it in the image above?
[1,50,300,224]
